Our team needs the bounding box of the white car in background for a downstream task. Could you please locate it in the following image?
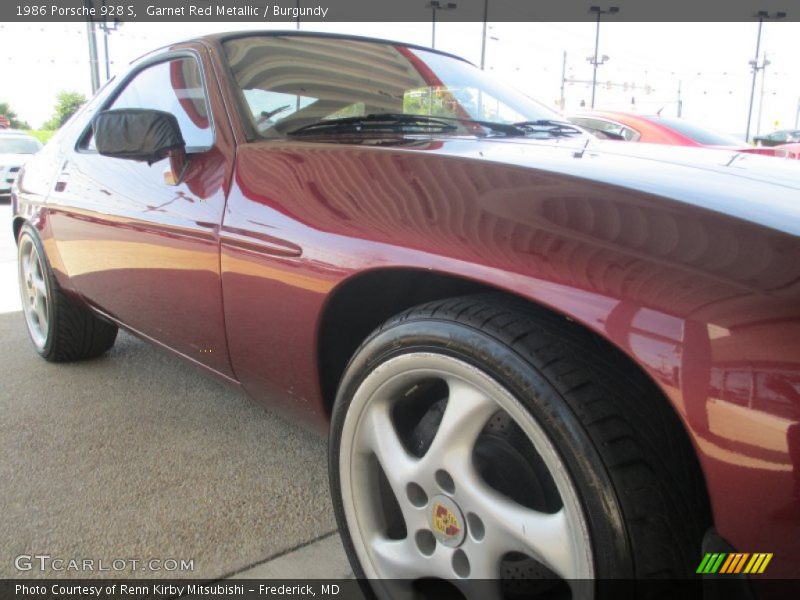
[0,130,42,197]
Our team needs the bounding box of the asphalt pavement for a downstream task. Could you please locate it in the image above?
[0,201,350,579]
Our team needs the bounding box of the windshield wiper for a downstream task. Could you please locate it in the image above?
[513,119,584,137]
[286,113,584,139]
[287,113,458,136]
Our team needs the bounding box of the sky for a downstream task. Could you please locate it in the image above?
[1,20,799,138]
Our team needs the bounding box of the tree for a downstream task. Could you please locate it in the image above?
[0,101,31,129]
[43,91,87,130]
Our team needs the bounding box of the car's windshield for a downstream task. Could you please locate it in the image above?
[223,35,564,138]
[647,116,745,147]
[0,137,41,154]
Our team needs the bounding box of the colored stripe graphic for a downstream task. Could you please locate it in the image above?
[696,553,713,573]
[719,554,735,573]
[757,554,773,574]
[711,553,726,573]
[699,553,773,574]
[698,553,726,574]
[744,554,760,574]
[733,553,750,573]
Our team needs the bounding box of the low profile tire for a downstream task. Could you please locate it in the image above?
[329,295,710,599]
[17,223,117,362]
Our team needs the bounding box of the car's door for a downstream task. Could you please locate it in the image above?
[47,48,236,378]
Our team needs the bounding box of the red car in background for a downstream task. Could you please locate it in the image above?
[568,110,782,157]
[775,143,800,160]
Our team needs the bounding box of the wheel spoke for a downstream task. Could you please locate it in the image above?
[358,402,431,532]
[370,536,426,579]
[33,294,48,330]
[21,253,31,283]
[28,249,37,281]
[420,377,497,474]
[361,402,419,485]
[31,271,47,296]
[460,475,579,579]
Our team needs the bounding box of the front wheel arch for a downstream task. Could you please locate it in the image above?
[328,294,713,589]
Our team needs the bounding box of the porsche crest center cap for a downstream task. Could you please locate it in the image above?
[430,495,466,547]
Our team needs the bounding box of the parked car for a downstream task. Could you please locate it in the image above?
[0,130,41,197]
[568,110,784,157]
[774,143,800,160]
[12,32,800,594]
[753,129,800,147]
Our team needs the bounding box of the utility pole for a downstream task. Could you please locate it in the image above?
[427,1,457,49]
[746,11,786,143]
[756,53,770,136]
[84,18,100,93]
[588,6,619,109]
[677,80,683,117]
[480,0,489,69]
[560,51,567,110]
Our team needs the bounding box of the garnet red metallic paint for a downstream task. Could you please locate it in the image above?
[11,34,800,580]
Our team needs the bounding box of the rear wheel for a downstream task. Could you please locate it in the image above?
[329,295,710,599]
[18,223,117,361]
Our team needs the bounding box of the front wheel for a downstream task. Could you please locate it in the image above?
[329,295,710,599]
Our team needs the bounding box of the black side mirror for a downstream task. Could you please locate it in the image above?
[93,109,185,165]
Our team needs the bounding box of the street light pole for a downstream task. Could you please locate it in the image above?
[480,0,489,69]
[795,97,800,129]
[97,1,121,82]
[756,53,770,137]
[745,10,786,143]
[745,15,765,143]
[588,6,619,109]
[427,1,457,49]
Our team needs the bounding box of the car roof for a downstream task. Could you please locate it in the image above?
[132,30,471,67]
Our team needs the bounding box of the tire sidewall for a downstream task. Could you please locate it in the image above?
[329,317,635,585]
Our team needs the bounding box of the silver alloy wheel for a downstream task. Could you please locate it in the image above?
[339,352,594,599]
[18,235,50,350]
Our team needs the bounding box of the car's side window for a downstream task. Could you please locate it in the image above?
[83,57,213,152]
[572,117,640,142]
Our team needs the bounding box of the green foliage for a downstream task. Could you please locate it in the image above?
[0,101,31,129]
[24,130,55,144]
[43,91,87,130]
